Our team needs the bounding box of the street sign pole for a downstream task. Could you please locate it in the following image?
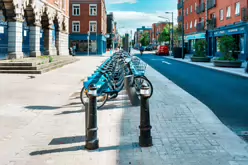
[87,31,90,56]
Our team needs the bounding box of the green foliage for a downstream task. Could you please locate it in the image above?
[158,25,170,44]
[173,25,182,47]
[193,40,207,57]
[140,32,150,46]
[49,56,54,63]
[217,35,238,61]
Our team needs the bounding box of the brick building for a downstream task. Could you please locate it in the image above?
[69,0,107,55]
[0,0,70,59]
[135,26,152,47]
[178,0,248,60]
[152,22,168,44]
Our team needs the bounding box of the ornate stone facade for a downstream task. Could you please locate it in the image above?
[0,0,70,59]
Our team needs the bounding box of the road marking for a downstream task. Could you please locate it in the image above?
[162,61,171,65]
[151,59,163,61]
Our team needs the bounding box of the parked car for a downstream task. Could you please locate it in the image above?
[155,45,169,56]
[145,45,153,51]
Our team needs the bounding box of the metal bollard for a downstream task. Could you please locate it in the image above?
[245,63,248,73]
[85,84,99,150]
[85,100,89,139]
[124,75,140,106]
[139,84,153,147]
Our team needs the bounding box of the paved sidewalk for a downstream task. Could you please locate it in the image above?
[164,55,248,78]
[0,56,248,165]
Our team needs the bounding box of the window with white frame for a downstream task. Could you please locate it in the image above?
[72,4,80,16]
[226,6,231,18]
[195,3,197,11]
[235,2,240,15]
[187,8,188,15]
[72,21,80,32]
[194,19,197,27]
[89,4,97,16]
[186,22,188,29]
[190,5,192,13]
[89,21,97,32]
[220,9,224,20]
[190,21,192,28]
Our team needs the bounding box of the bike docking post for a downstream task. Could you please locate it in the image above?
[85,84,99,150]
[84,99,89,139]
[139,84,153,147]
[124,75,140,106]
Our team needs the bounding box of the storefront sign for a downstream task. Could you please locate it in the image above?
[186,33,205,40]
[214,27,245,36]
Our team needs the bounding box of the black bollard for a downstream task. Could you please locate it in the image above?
[85,84,99,150]
[124,75,140,106]
[245,62,248,73]
[85,101,89,139]
[139,84,152,147]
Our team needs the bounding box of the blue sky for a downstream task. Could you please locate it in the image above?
[106,0,177,35]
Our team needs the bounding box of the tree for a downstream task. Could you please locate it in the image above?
[173,25,182,47]
[158,25,170,44]
[140,32,150,46]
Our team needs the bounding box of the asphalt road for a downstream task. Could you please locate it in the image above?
[139,54,248,135]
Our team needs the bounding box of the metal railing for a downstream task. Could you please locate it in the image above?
[241,8,248,21]
[196,3,205,14]
[177,1,183,9]
[196,21,205,32]
[177,15,183,22]
[207,18,216,29]
[207,0,216,10]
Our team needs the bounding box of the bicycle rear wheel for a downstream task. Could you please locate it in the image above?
[80,87,109,109]
[133,76,153,98]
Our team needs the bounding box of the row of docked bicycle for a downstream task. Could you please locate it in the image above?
[80,51,153,109]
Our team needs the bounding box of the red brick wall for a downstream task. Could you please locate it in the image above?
[183,0,206,35]
[178,0,248,34]
[69,0,106,34]
[208,0,248,28]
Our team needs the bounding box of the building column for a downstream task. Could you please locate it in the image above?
[29,26,41,57]
[8,21,24,59]
[56,31,70,55]
[44,28,57,55]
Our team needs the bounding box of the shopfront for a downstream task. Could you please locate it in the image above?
[186,33,206,54]
[0,10,8,60]
[208,22,248,60]
[69,34,106,55]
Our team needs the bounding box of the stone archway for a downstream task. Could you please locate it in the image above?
[41,6,57,55]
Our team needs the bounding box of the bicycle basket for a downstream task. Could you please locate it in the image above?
[131,57,140,65]
[134,62,147,72]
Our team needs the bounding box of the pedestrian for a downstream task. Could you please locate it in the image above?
[139,44,144,56]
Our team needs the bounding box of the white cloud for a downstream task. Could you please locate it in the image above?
[106,0,137,4]
[112,11,178,37]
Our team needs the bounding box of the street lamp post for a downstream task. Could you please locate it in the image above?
[182,1,185,59]
[87,31,90,56]
[165,12,174,52]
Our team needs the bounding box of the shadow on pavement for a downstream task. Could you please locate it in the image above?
[49,135,85,145]
[29,143,139,156]
[25,106,61,110]
[29,145,84,156]
[54,109,85,115]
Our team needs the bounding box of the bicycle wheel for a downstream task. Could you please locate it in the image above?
[133,76,153,98]
[80,87,109,109]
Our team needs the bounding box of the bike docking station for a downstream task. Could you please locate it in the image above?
[124,75,140,106]
[82,51,154,150]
